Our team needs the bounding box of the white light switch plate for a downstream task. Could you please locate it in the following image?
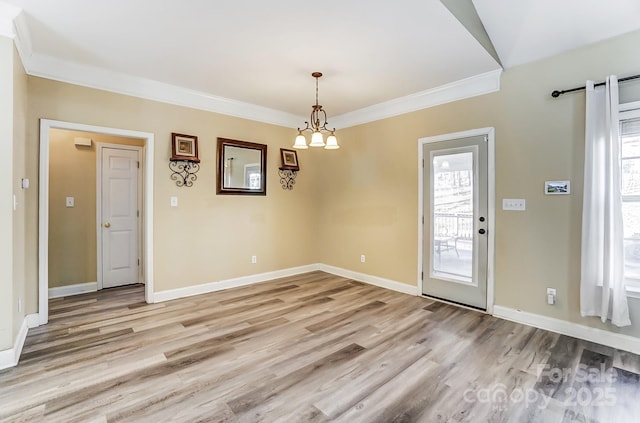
[66,197,74,207]
[502,198,526,211]
[170,196,178,207]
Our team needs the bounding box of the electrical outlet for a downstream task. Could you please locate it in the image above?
[251,255,257,264]
[360,255,366,263]
[547,288,556,305]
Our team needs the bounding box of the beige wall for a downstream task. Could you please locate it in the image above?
[0,37,14,350]
[26,78,319,307]
[316,29,640,337]
[48,130,144,288]
[13,43,28,341]
[0,38,27,350]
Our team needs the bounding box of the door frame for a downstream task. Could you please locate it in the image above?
[38,119,155,325]
[417,127,495,314]
[96,143,144,290]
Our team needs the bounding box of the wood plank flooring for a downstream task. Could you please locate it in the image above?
[1,271,640,422]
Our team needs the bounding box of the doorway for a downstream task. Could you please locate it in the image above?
[418,128,495,312]
[38,119,155,325]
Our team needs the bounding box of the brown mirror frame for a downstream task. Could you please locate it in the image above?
[216,137,267,195]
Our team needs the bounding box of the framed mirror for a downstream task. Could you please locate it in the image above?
[216,137,267,195]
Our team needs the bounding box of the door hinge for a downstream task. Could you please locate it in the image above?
[138,258,140,266]
[137,210,140,217]
[422,158,424,168]
[422,216,424,225]
[137,161,140,168]
[421,271,424,280]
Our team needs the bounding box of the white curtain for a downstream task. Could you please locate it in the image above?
[580,76,631,327]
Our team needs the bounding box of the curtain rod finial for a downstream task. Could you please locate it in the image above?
[551,90,561,98]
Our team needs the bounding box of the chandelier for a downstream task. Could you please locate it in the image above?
[293,72,339,150]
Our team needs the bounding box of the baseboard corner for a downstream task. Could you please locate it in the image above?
[0,314,33,371]
[318,264,418,296]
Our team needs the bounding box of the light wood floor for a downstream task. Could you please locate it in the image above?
[1,271,640,422]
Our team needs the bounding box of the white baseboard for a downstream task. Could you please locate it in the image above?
[318,264,419,296]
[152,264,322,303]
[153,263,418,303]
[49,282,98,299]
[0,313,40,371]
[493,306,640,355]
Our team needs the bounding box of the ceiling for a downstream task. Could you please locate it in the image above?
[2,0,640,127]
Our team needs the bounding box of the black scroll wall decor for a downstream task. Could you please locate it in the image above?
[278,169,297,190]
[169,133,200,187]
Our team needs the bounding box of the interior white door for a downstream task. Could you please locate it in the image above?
[422,135,488,310]
[101,147,139,289]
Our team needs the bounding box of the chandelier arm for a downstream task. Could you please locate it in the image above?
[298,121,311,132]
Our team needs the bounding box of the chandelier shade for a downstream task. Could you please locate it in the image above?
[293,133,308,149]
[309,131,325,147]
[293,72,339,150]
[325,134,339,149]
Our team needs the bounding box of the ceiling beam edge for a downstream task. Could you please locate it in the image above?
[440,0,503,68]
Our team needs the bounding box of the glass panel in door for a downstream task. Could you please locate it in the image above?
[432,152,473,283]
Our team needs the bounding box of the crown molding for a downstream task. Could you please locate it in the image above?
[9,8,502,130]
[331,69,502,128]
[24,53,304,128]
[0,2,21,39]
[12,10,32,63]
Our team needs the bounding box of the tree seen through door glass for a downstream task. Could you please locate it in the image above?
[432,152,473,281]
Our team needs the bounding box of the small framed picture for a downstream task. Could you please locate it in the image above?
[280,148,299,171]
[545,180,570,195]
[171,133,200,162]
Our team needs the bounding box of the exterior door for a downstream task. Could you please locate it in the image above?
[422,134,488,310]
[101,147,140,289]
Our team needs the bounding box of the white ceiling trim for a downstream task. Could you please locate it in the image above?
[331,69,502,129]
[11,10,31,62]
[0,2,20,39]
[23,53,304,128]
[10,11,502,130]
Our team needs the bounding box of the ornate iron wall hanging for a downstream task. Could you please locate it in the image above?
[279,168,297,190]
[169,160,200,187]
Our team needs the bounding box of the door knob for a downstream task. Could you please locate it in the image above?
[478,228,486,234]
[104,222,111,228]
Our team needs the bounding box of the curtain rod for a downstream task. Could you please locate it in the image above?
[551,74,640,98]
